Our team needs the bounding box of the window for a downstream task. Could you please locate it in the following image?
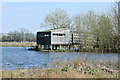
[44,34,49,37]
[53,33,65,36]
[59,34,65,36]
[53,34,59,36]
[38,34,50,37]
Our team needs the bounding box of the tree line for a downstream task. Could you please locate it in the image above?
[41,2,120,53]
[1,28,36,42]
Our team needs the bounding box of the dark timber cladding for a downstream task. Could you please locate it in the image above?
[37,31,51,45]
[37,28,79,50]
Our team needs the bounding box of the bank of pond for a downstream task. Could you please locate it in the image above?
[2,59,119,78]
[2,47,118,70]
[28,46,119,53]
[2,47,119,78]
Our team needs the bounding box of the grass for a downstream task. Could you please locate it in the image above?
[2,59,119,78]
[0,42,36,47]
[2,67,118,78]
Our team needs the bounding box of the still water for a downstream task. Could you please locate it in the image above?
[1,47,118,70]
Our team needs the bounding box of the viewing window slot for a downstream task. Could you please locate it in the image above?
[59,34,65,36]
[53,33,65,36]
[53,34,59,36]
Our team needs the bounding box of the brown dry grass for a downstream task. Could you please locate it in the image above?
[2,58,119,78]
[2,67,119,78]
[0,42,36,47]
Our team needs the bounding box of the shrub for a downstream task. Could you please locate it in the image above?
[61,67,70,72]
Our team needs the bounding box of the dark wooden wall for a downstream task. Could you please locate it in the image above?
[37,32,51,45]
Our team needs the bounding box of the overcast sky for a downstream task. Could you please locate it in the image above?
[2,2,113,33]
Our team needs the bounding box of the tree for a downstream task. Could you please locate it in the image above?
[72,15,83,51]
[109,1,120,53]
[118,1,120,36]
[20,28,36,42]
[72,10,115,53]
[97,14,114,52]
[20,28,26,42]
[25,31,35,42]
[72,14,92,51]
[85,10,99,49]
[7,30,20,42]
[1,35,9,42]
[41,9,72,29]
[2,28,35,42]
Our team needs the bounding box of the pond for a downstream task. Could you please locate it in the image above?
[1,47,118,70]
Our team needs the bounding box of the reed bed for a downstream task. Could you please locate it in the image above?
[0,42,36,47]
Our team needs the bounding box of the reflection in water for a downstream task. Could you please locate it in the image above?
[1,47,118,70]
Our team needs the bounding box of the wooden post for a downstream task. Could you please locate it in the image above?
[55,45,57,50]
[50,45,52,50]
[38,45,40,49]
[40,45,42,49]
[48,45,50,50]
[68,45,70,50]
[67,45,69,50]
[44,45,47,50]
[40,45,41,51]
[38,45,42,51]
[60,44,62,50]
[47,45,48,50]
[72,45,74,50]
[64,45,66,50]
[42,45,43,49]
[52,45,54,50]
[43,45,45,50]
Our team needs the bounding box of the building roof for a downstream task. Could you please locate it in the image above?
[37,28,69,32]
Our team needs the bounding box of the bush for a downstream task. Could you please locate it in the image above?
[57,49,63,52]
[61,67,70,72]
[85,68,99,75]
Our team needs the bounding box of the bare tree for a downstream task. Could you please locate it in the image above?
[41,9,72,29]
[2,28,35,42]
[109,1,120,53]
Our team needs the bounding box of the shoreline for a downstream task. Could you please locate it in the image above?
[0,42,36,47]
[0,42,119,53]
[28,47,119,53]
[2,59,119,78]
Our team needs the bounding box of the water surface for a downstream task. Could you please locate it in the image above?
[1,47,118,70]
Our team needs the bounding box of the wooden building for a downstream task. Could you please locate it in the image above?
[37,28,79,50]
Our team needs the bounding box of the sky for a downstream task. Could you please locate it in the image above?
[2,2,113,34]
